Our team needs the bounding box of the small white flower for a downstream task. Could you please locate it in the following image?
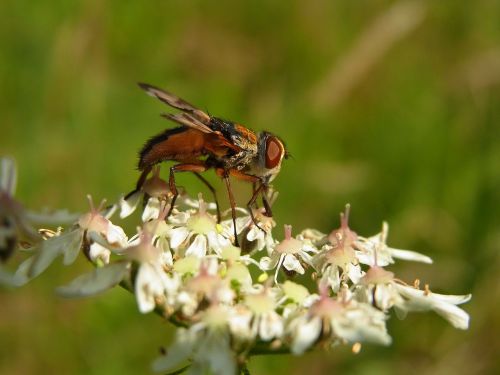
[356,266,404,310]
[225,207,276,254]
[357,265,471,329]
[355,222,433,266]
[14,195,128,284]
[394,283,471,329]
[168,194,230,257]
[227,304,254,342]
[79,195,128,248]
[288,285,391,354]
[313,242,363,292]
[279,280,317,318]
[260,225,318,284]
[244,287,284,341]
[119,222,176,313]
[177,259,234,317]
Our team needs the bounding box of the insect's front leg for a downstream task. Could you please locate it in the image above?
[261,184,273,218]
[227,170,268,233]
[246,181,267,233]
[168,163,208,218]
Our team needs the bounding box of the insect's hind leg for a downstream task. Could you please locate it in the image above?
[124,166,152,201]
[168,163,208,218]
[193,172,221,222]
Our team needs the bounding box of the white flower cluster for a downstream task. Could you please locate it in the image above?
[0,158,471,375]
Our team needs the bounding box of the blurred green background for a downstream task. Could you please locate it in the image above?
[1,0,499,374]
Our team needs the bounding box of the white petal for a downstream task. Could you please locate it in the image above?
[322,265,341,292]
[291,316,322,354]
[426,292,472,305]
[299,251,315,267]
[160,247,173,267]
[247,225,263,242]
[169,227,190,249]
[135,263,164,313]
[228,307,253,339]
[119,192,142,219]
[207,231,229,253]
[333,308,392,345]
[259,253,280,271]
[185,234,207,257]
[389,248,433,264]
[374,284,399,311]
[347,263,363,284]
[105,223,128,247]
[56,261,129,298]
[433,300,470,330]
[141,197,161,222]
[259,311,283,341]
[88,242,111,264]
[395,284,471,329]
[283,254,305,274]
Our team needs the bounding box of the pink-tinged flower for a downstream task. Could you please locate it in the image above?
[355,222,433,266]
[327,204,358,250]
[226,207,276,254]
[357,265,471,329]
[14,195,127,284]
[287,284,391,354]
[175,258,234,317]
[313,209,363,287]
[260,225,318,284]
[309,205,363,291]
[119,223,178,314]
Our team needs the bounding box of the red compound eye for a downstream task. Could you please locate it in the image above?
[265,137,284,169]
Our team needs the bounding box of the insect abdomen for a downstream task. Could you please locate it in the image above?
[138,127,206,170]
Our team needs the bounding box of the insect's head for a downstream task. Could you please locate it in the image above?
[258,131,288,182]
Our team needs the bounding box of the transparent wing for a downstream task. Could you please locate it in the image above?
[138,83,211,125]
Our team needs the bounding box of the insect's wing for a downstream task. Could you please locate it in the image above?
[138,83,211,125]
[161,113,213,134]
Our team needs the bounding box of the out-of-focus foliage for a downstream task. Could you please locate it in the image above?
[1,0,498,374]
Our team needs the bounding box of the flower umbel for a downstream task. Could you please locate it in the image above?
[1,157,472,374]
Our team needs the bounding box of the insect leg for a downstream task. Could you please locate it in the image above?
[222,173,240,247]
[193,172,221,222]
[225,169,266,233]
[168,163,207,218]
[246,182,266,233]
[124,165,152,200]
[261,185,273,217]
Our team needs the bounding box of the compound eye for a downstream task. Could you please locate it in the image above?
[265,137,284,169]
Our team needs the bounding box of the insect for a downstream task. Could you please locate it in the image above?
[131,83,288,246]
